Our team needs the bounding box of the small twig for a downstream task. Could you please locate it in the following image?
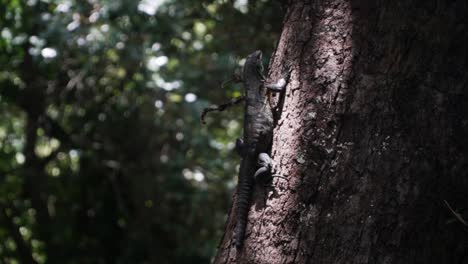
[444,200,468,226]
[221,76,240,89]
[200,73,243,124]
[200,96,245,124]
[221,72,243,89]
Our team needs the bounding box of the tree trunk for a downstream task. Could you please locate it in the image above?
[214,0,468,263]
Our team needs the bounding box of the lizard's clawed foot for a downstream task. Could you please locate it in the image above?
[254,153,273,183]
[264,78,287,92]
[264,67,291,92]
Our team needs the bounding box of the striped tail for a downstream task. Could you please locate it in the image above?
[235,156,254,248]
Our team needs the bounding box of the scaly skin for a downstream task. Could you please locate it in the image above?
[234,50,280,248]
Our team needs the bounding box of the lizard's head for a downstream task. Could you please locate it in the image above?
[244,50,264,78]
[250,50,262,66]
[252,50,262,60]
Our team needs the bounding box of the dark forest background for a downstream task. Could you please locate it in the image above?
[0,0,284,263]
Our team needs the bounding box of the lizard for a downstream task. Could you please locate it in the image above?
[234,50,289,248]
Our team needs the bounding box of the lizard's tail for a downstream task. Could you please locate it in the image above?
[235,157,254,249]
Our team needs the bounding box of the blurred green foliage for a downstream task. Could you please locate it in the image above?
[0,0,282,263]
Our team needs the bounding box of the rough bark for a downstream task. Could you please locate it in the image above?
[214,0,468,263]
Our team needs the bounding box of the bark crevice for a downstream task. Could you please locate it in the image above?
[214,1,468,263]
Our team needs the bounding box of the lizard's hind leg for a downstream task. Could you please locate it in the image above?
[254,153,273,183]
